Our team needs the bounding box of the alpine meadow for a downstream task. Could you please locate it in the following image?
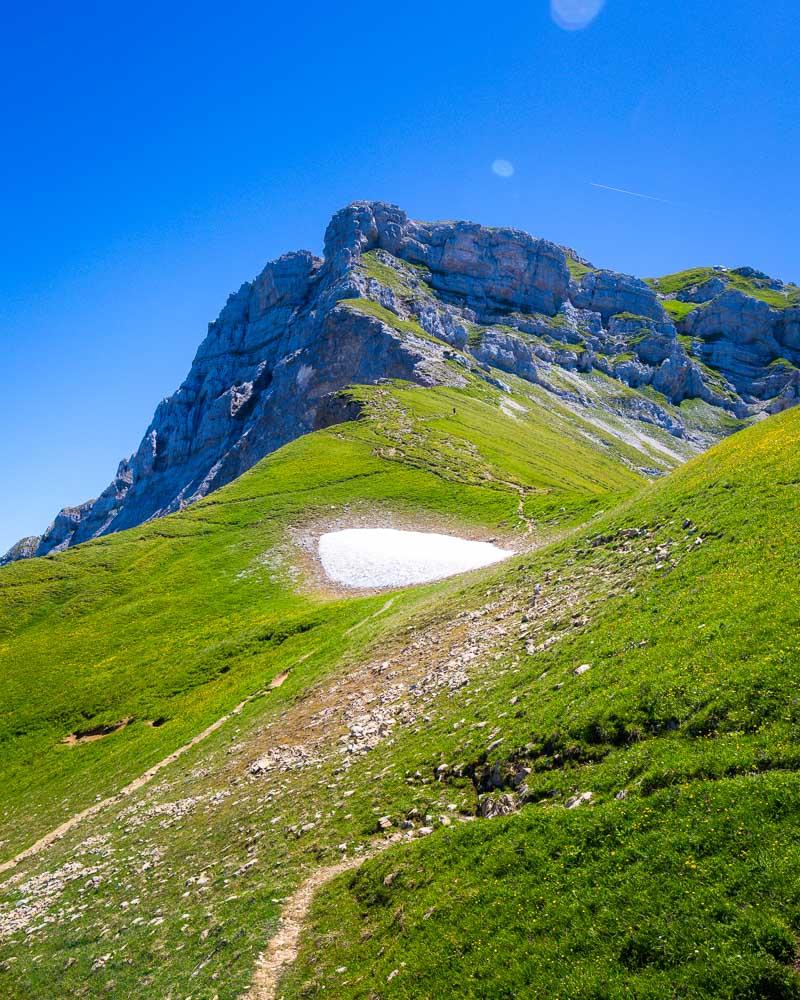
[2,197,800,998]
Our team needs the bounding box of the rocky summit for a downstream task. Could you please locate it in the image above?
[5,201,798,564]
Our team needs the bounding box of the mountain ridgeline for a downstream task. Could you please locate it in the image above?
[4,201,799,564]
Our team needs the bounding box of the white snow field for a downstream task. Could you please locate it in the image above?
[317,528,514,589]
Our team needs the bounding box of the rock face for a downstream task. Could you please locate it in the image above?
[1,536,41,562]
[3,201,798,564]
[683,291,800,407]
[5,219,462,562]
[325,202,572,315]
[571,269,662,322]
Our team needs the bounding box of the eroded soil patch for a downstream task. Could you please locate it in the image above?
[62,718,133,745]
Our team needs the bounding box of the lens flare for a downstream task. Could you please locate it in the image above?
[551,0,606,30]
[491,159,515,178]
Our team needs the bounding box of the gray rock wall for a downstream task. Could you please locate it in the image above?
[4,200,797,565]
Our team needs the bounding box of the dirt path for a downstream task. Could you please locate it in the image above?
[243,835,405,1000]
[0,689,264,881]
[344,596,395,635]
[515,485,535,535]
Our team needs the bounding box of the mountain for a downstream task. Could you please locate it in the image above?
[1,205,800,1000]
[5,201,799,564]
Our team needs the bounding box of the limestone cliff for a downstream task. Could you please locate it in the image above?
[3,202,798,564]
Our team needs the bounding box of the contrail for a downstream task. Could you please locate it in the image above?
[590,182,679,206]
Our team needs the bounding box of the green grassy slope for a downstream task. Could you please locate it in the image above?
[282,406,800,999]
[2,377,797,1000]
[292,775,800,999]
[0,375,643,861]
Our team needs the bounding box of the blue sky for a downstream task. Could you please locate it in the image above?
[1,0,799,552]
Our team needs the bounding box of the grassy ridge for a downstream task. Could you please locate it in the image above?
[282,405,800,998]
[648,267,800,310]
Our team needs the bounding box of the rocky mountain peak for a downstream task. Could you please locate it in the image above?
[3,202,797,566]
[325,200,574,316]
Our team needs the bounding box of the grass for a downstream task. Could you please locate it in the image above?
[647,267,719,296]
[339,297,445,344]
[282,405,800,999]
[567,255,595,281]
[611,311,653,323]
[649,267,799,311]
[0,377,642,861]
[359,250,429,298]
[677,396,748,433]
[663,299,700,322]
[636,384,671,406]
[725,274,799,309]
[545,339,586,354]
[288,775,800,999]
[465,321,483,347]
[2,374,798,998]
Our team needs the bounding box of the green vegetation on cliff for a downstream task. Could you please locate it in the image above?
[649,266,800,311]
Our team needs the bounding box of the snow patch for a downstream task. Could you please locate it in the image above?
[318,528,514,589]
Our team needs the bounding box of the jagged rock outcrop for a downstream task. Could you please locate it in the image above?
[324,203,572,315]
[682,291,800,401]
[33,501,96,557]
[677,276,728,303]
[1,536,41,562]
[4,218,465,562]
[605,316,728,410]
[472,329,541,384]
[3,201,797,565]
[571,269,663,322]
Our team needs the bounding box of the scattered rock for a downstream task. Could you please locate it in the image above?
[479,793,520,819]
[248,745,317,775]
[565,791,594,809]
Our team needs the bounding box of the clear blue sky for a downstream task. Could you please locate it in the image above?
[2,0,798,552]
